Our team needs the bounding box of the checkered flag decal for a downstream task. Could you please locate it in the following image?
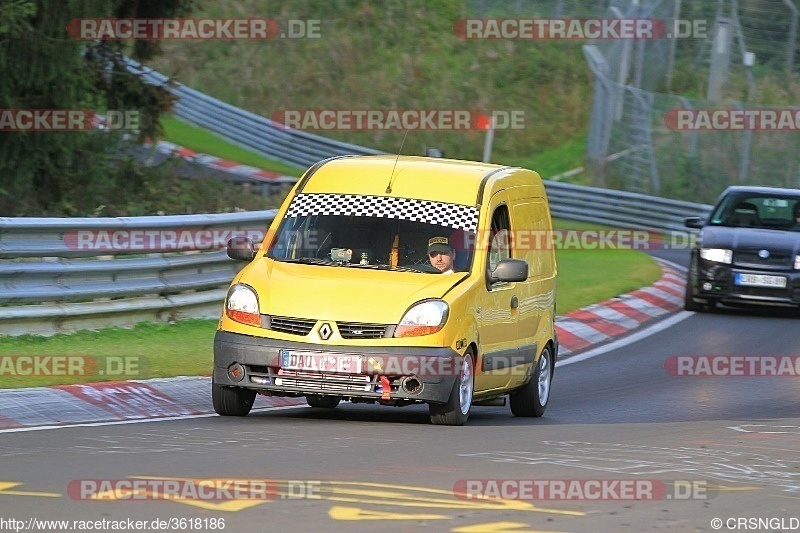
[286,193,478,232]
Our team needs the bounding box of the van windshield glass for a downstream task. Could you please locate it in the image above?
[267,193,478,273]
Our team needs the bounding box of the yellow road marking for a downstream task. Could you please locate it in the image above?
[0,481,60,498]
[452,522,568,533]
[122,477,584,517]
[328,506,448,520]
[713,485,763,492]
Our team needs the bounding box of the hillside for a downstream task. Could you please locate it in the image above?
[149,0,593,171]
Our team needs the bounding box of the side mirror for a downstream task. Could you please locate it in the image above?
[684,217,704,229]
[227,237,256,261]
[490,258,528,283]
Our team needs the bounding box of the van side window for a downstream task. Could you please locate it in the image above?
[487,204,511,274]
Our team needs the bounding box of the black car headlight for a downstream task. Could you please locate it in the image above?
[700,248,732,264]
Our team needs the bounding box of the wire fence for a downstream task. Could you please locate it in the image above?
[470,0,800,203]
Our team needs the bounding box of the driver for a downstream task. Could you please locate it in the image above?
[428,236,455,274]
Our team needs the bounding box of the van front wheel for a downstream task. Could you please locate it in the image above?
[212,383,256,416]
[510,347,552,417]
[429,351,474,426]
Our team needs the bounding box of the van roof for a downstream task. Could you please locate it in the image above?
[299,155,519,206]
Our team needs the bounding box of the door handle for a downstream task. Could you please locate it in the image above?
[510,295,519,309]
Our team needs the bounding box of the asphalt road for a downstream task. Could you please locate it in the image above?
[1,253,799,532]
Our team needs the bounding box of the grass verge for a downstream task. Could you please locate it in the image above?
[160,117,303,177]
[0,218,662,389]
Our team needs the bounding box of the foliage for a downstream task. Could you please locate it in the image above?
[0,0,196,216]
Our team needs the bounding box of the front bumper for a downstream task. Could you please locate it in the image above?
[691,259,800,306]
[213,330,460,404]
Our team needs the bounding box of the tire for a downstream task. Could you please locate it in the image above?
[510,347,552,417]
[306,395,340,408]
[683,278,704,312]
[429,351,474,426]
[212,383,256,416]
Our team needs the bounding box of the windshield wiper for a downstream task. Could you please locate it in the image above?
[273,257,337,265]
[348,263,433,273]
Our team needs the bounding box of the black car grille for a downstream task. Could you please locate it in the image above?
[337,322,390,339]
[734,250,792,269]
[266,316,316,336]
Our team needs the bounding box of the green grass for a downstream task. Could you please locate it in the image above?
[0,218,661,389]
[553,218,662,313]
[149,1,592,167]
[0,320,216,389]
[160,117,303,177]
[502,135,588,181]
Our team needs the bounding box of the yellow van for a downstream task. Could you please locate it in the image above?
[213,155,557,425]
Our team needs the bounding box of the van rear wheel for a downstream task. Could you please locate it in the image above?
[510,347,552,417]
[212,383,256,416]
[429,351,474,426]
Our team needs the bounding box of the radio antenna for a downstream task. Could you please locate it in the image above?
[385,129,409,194]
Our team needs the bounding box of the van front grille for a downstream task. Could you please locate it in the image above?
[274,369,376,392]
[337,322,390,339]
[267,316,315,336]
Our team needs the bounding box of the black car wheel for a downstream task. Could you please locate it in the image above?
[683,277,704,312]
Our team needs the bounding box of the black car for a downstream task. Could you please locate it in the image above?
[684,186,800,312]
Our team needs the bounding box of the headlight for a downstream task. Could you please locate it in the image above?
[795,255,800,270]
[700,248,732,264]
[394,300,449,338]
[226,284,261,327]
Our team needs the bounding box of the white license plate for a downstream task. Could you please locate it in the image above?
[280,350,362,373]
[734,273,787,288]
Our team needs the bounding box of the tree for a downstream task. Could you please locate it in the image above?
[0,0,195,215]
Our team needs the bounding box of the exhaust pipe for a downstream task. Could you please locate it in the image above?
[401,377,422,394]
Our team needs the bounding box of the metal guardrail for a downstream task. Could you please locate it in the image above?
[125,59,384,169]
[0,211,276,336]
[545,180,713,232]
[0,183,712,336]
[0,63,714,336]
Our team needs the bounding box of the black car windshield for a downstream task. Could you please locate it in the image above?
[708,194,800,231]
[266,193,478,273]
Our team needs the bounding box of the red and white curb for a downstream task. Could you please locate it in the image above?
[0,378,304,431]
[556,259,683,357]
[153,140,299,184]
[0,259,685,431]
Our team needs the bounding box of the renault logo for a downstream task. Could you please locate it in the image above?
[758,249,770,259]
[319,322,333,340]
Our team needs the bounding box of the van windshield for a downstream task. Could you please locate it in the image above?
[267,193,478,273]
